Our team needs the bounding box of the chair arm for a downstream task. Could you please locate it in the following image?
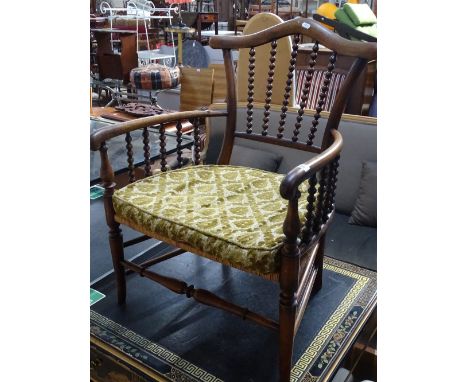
[90,109,228,151]
[280,129,343,200]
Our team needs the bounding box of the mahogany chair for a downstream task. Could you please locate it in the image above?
[90,18,376,381]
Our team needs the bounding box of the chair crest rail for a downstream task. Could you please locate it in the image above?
[210,18,377,61]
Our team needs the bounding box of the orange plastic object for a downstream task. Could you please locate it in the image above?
[316,3,338,30]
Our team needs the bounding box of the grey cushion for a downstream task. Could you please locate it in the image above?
[229,144,283,172]
[348,161,377,227]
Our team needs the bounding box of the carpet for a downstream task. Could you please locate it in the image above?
[91,254,376,382]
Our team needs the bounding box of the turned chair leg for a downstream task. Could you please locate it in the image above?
[279,295,297,382]
[108,223,126,305]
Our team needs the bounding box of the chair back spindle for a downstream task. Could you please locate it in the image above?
[261,39,278,136]
[246,47,256,134]
[142,127,152,177]
[277,34,300,139]
[125,132,136,183]
[159,124,167,172]
[176,121,184,169]
[293,41,319,143]
[321,164,333,225]
[326,157,340,217]
[193,118,202,165]
[300,174,318,244]
[312,166,329,235]
[307,51,337,146]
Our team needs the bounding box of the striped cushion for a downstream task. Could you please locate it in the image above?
[295,69,346,111]
[130,64,180,91]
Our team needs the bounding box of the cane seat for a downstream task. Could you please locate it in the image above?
[113,165,309,274]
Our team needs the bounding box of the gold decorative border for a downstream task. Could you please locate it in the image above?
[91,311,222,382]
[290,260,370,382]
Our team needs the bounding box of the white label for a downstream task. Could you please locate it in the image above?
[302,22,311,30]
[298,164,310,172]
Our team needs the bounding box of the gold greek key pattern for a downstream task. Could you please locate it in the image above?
[290,261,370,382]
[324,257,377,309]
[301,373,318,382]
[91,311,223,382]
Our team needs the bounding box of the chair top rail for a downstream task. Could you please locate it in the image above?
[209,18,377,61]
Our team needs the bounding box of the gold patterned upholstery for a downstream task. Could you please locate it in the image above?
[113,165,309,274]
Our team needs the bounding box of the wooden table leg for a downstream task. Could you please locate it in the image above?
[197,15,202,41]
[177,32,183,65]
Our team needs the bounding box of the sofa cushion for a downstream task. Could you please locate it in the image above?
[229,144,283,172]
[348,161,377,227]
[113,165,309,274]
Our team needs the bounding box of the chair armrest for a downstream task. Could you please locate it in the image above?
[90,109,227,151]
[280,129,343,200]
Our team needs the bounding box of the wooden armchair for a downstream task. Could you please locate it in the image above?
[90,18,376,381]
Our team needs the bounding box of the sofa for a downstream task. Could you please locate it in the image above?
[204,103,377,271]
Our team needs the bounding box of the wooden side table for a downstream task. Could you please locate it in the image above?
[196,12,218,41]
[164,27,196,65]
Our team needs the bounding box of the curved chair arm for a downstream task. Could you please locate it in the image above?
[280,129,343,200]
[90,109,228,151]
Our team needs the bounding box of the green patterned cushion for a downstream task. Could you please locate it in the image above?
[113,165,310,274]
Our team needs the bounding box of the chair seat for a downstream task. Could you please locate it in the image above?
[113,165,308,274]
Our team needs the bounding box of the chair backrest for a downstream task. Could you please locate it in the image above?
[209,17,377,165]
[179,67,214,111]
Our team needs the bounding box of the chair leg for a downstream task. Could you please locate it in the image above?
[108,223,126,305]
[279,250,299,382]
[279,296,296,382]
[312,234,326,295]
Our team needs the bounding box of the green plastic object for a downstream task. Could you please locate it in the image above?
[335,8,356,29]
[356,24,378,39]
[343,3,377,26]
